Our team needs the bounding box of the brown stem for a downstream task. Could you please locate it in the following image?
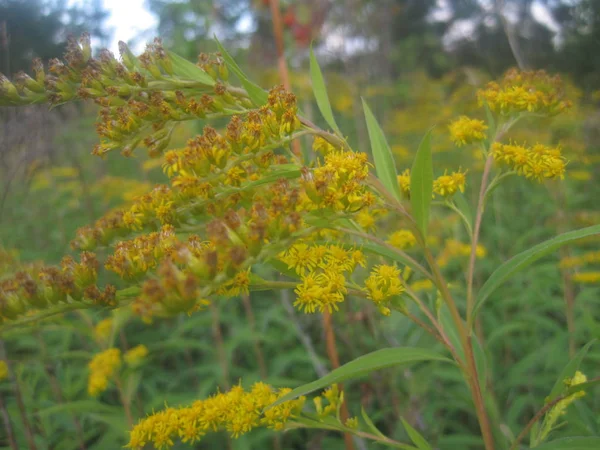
[322,310,355,450]
[467,154,494,326]
[0,391,18,450]
[210,303,230,390]
[422,250,496,450]
[0,340,38,450]
[241,293,268,379]
[268,0,301,156]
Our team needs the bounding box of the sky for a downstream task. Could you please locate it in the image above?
[70,0,158,55]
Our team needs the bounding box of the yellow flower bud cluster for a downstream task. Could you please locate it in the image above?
[0,252,115,323]
[364,265,405,316]
[280,243,366,313]
[492,142,566,182]
[94,317,114,343]
[313,384,343,417]
[448,116,488,146]
[436,239,486,268]
[127,382,305,449]
[387,229,416,250]
[559,251,600,269]
[302,144,375,212]
[433,170,468,197]
[477,68,572,116]
[571,272,600,284]
[88,348,121,396]
[124,344,149,367]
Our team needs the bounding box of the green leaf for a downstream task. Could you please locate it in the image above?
[473,225,600,318]
[271,347,451,406]
[361,407,387,439]
[362,99,402,201]
[548,340,595,400]
[410,129,434,239]
[534,437,600,449]
[167,51,215,86]
[401,418,432,450]
[309,47,341,135]
[214,37,268,106]
[483,100,496,142]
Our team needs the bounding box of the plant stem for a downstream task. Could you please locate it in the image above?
[210,302,230,390]
[0,390,18,450]
[241,293,268,379]
[467,154,494,327]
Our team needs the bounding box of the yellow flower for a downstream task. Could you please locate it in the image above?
[127,382,305,449]
[448,116,487,146]
[88,348,121,396]
[397,169,411,197]
[433,170,467,197]
[365,265,404,315]
[492,142,566,182]
[410,279,434,292]
[94,317,113,342]
[124,344,149,367]
[0,361,8,381]
[572,271,600,284]
[387,229,416,250]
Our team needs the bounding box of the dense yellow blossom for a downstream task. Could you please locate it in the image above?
[448,116,487,146]
[127,382,305,449]
[88,348,121,396]
[571,272,600,284]
[387,229,416,249]
[397,169,411,197]
[0,361,8,381]
[314,384,343,417]
[433,170,467,197]
[492,142,566,182]
[124,344,149,367]
[364,265,404,316]
[94,317,113,343]
[477,69,571,116]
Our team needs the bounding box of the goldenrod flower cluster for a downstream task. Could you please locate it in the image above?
[281,243,365,313]
[477,68,571,116]
[397,169,411,197]
[448,116,487,146]
[127,382,305,449]
[433,170,467,197]
[94,317,114,343]
[538,371,587,442]
[387,229,416,250]
[124,344,149,367]
[437,239,486,268]
[0,361,8,381]
[88,348,121,396]
[559,251,600,269]
[313,384,343,417]
[0,252,114,323]
[492,142,566,182]
[571,272,600,284]
[364,265,404,316]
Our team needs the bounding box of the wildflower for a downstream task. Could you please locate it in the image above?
[437,240,486,268]
[397,169,411,197]
[124,344,149,367]
[410,279,434,292]
[477,69,571,116]
[345,417,359,429]
[492,142,566,182]
[538,371,587,443]
[313,136,336,154]
[448,116,487,146]
[280,243,321,276]
[127,382,305,449]
[387,230,416,250]
[572,272,600,284]
[0,361,8,381]
[364,265,404,316]
[94,317,113,342]
[88,348,121,396]
[433,170,467,197]
[314,384,343,417]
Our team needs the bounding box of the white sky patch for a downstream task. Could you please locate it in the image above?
[531,1,560,33]
[69,0,158,55]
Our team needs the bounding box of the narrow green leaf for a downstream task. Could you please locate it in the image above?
[214,37,268,106]
[534,437,600,449]
[362,99,401,201]
[548,340,595,399]
[401,418,432,450]
[167,51,215,86]
[361,407,387,439]
[271,347,451,406]
[410,129,434,239]
[309,47,341,135]
[473,225,600,318]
